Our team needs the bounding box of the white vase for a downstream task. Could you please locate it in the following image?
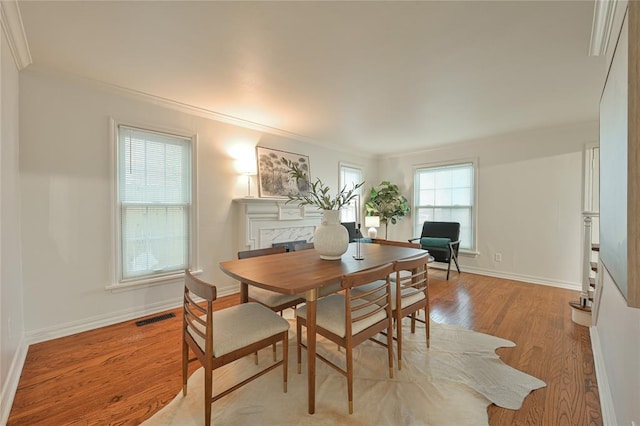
[314,209,349,260]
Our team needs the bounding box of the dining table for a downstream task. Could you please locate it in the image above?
[219,241,425,414]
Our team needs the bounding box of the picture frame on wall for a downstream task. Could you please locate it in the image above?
[256,147,310,199]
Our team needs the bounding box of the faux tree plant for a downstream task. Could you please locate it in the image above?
[365,181,410,239]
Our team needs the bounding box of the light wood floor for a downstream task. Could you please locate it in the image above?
[8,270,602,425]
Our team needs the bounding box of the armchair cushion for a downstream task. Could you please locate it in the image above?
[420,237,451,249]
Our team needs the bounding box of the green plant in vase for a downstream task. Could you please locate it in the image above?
[281,158,363,210]
[282,157,364,260]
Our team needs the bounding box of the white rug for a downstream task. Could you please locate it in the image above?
[143,319,545,425]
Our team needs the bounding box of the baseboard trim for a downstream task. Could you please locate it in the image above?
[458,266,581,291]
[25,297,183,345]
[590,326,617,426]
[0,336,28,425]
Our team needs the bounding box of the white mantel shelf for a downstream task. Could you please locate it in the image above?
[232,197,323,250]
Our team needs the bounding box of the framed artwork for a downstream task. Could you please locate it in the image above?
[256,147,310,199]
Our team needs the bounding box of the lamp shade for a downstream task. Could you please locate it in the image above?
[364,216,380,228]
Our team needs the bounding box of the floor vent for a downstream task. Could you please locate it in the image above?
[135,313,176,327]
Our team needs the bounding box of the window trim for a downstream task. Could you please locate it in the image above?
[413,158,478,255]
[107,118,199,291]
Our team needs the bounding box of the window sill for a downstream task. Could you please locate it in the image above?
[459,250,479,258]
[105,269,202,293]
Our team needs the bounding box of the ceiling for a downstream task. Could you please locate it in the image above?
[18,1,606,155]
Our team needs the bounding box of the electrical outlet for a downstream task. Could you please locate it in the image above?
[494,253,502,262]
[631,421,637,426]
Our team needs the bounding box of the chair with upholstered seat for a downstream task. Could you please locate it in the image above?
[296,263,395,414]
[238,246,306,312]
[182,269,290,426]
[351,252,430,369]
[409,221,461,280]
[390,253,430,368]
[238,246,305,362]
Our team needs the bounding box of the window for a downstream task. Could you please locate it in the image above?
[115,124,195,284]
[414,162,476,251]
[339,164,363,223]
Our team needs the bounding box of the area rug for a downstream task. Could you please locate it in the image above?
[143,319,545,425]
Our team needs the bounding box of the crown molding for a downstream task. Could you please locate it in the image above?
[0,0,32,69]
[589,0,618,56]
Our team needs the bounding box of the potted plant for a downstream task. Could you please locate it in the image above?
[365,181,410,239]
[282,157,364,259]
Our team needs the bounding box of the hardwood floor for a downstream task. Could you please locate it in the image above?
[8,270,602,425]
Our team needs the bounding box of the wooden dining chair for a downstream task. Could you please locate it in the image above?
[238,247,306,314]
[351,252,430,370]
[296,263,395,414]
[182,269,290,426]
[238,247,305,363]
[391,252,430,369]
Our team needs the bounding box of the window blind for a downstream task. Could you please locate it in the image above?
[414,163,474,250]
[118,126,192,280]
[340,165,363,223]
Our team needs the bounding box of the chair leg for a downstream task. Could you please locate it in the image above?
[296,320,302,374]
[204,366,212,426]
[182,340,189,396]
[426,290,431,349]
[386,318,394,378]
[446,258,452,280]
[397,315,403,370]
[282,331,289,393]
[452,251,461,273]
[346,345,354,414]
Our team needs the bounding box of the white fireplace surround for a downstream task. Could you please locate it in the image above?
[233,198,323,250]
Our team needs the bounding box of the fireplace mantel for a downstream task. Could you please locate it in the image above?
[233,197,323,250]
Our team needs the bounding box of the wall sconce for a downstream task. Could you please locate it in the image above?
[242,170,257,197]
[236,158,257,198]
[364,216,380,239]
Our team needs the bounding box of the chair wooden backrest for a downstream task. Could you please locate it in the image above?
[236,246,304,311]
[394,252,430,306]
[183,270,216,364]
[238,246,287,259]
[392,252,431,368]
[342,263,395,345]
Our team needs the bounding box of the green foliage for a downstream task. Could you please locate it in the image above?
[281,157,364,210]
[365,181,410,236]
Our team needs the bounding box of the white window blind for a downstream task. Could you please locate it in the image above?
[414,162,475,250]
[117,125,192,281]
[339,164,363,223]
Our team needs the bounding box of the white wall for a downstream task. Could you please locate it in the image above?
[0,26,26,424]
[18,67,375,342]
[377,121,597,288]
[595,269,640,425]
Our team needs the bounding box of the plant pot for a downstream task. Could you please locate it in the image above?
[314,210,349,260]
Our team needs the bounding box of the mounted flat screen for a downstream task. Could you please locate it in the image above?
[600,14,628,301]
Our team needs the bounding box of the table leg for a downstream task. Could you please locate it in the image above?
[240,282,248,303]
[305,289,318,414]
